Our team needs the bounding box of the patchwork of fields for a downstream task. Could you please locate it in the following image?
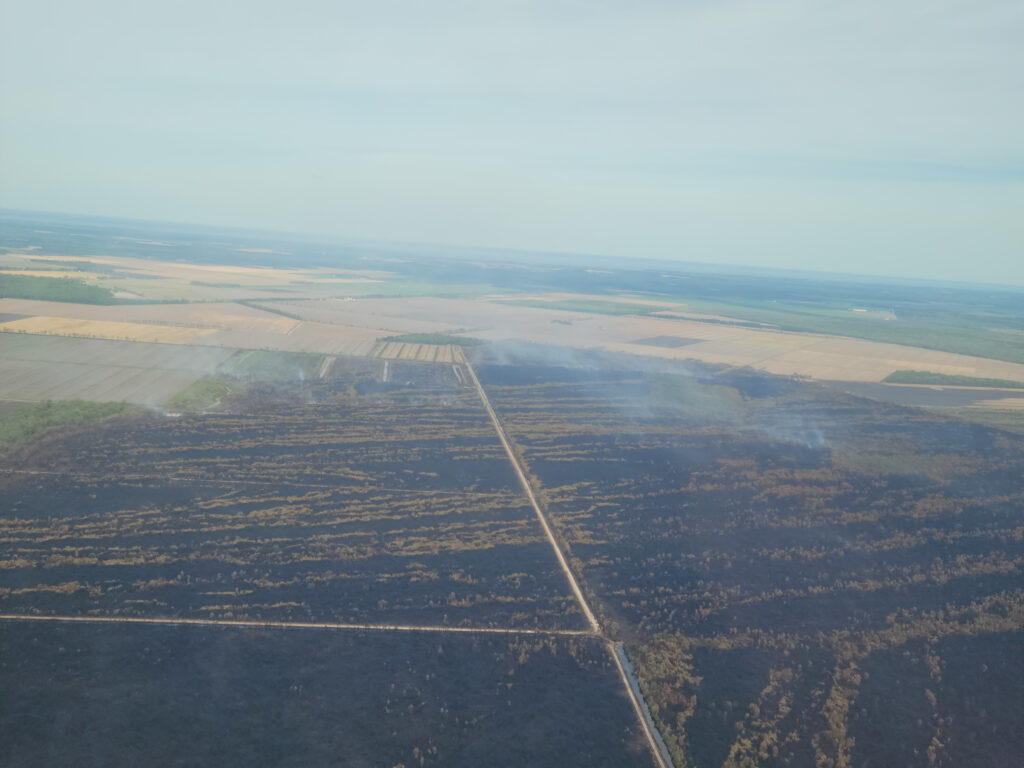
[369,340,466,363]
[267,294,1024,385]
[2,252,388,302]
[4,282,1024,404]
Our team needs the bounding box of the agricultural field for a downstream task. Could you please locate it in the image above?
[0,622,652,768]
[0,334,237,404]
[476,352,1024,767]
[4,263,1024,393]
[0,250,389,303]
[254,294,1024,386]
[0,315,216,344]
[369,340,466,363]
[0,298,301,334]
[0,298,387,358]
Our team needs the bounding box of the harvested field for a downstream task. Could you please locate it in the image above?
[207,321,383,356]
[0,299,298,333]
[0,299,387,357]
[0,315,215,344]
[0,334,236,404]
[269,298,459,334]
[0,359,201,405]
[367,341,466,363]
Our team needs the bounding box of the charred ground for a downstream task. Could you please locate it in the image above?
[1,622,651,768]
[0,361,587,630]
[3,345,1023,768]
[475,348,1024,768]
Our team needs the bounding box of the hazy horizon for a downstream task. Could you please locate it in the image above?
[2,1,1022,284]
[6,205,1024,292]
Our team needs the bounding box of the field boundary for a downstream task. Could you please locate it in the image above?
[0,613,594,637]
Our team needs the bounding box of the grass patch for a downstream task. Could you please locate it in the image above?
[0,400,135,451]
[226,350,323,381]
[884,370,1024,389]
[166,378,232,411]
[832,449,973,480]
[382,333,485,346]
[649,373,746,423]
[939,408,1024,436]
[0,274,116,304]
[167,351,324,410]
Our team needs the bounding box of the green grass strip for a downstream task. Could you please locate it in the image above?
[383,333,485,346]
[884,370,1024,389]
[0,400,135,451]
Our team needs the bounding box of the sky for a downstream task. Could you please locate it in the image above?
[1,0,1022,284]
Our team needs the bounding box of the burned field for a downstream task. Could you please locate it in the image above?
[5,340,1023,768]
[0,366,585,630]
[478,359,1024,768]
[0,605,651,768]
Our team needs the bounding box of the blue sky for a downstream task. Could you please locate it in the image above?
[1,0,1022,283]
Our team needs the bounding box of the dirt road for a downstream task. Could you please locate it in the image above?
[0,613,594,637]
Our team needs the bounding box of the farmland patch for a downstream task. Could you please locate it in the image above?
[0,315,216,344]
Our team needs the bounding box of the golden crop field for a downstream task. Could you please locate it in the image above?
[0,316,216,344]
[368,341,464,363]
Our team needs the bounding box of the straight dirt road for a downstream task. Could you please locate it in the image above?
[0,613,594,637]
